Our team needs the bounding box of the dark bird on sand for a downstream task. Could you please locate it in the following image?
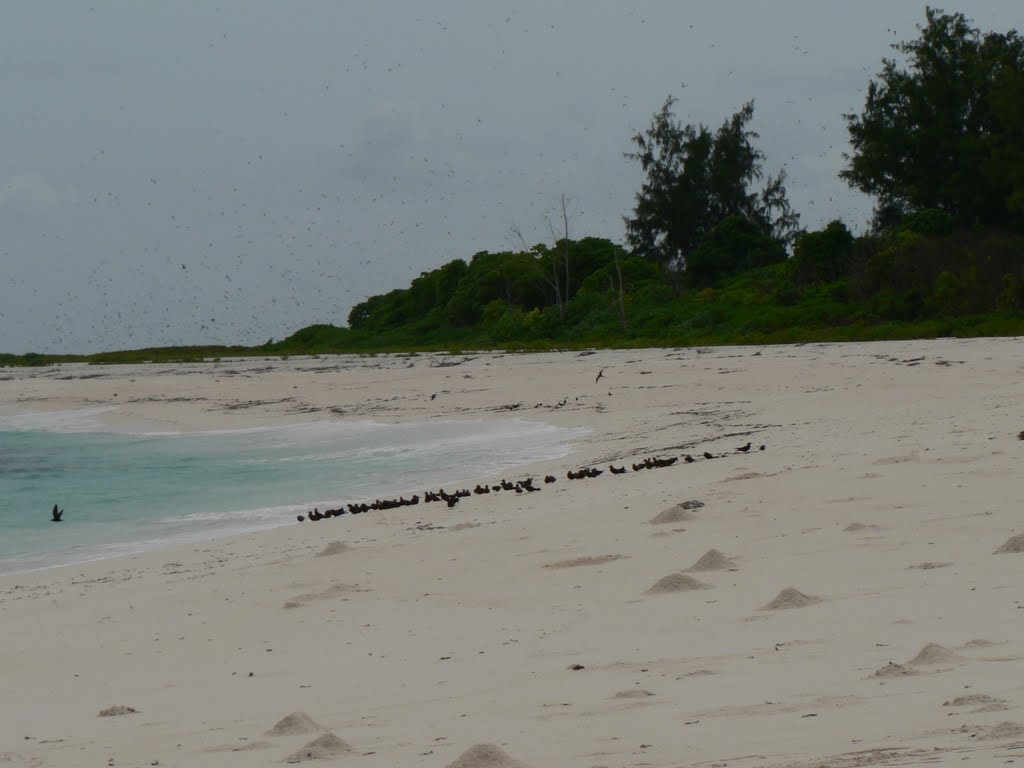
[703,451,715,460]
[759,444,766,451]
[610,465,627,474]
[684,455,695,463]
[544,475,556,484]
[736,442,751,452]
[51,504,63,522]
[446,496,460,508]
[595,368,605,383]
[430,393,437,400]
[296,515,305,522]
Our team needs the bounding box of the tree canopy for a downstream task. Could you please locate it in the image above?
[842,8,1024,231]
[624,98,798,274]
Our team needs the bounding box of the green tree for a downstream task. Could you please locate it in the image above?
[842,8,1024,231]
[791,220,856,286]
[624,97,798,273]
[685,214,787,288]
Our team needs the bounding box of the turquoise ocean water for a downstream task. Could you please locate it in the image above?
[0,406,586,575]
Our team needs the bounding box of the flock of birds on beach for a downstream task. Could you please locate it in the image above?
[296,442,766,523]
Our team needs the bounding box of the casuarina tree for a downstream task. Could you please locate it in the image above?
[842,8,1024,232]
[624,97,798,275]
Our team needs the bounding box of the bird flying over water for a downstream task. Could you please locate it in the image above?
[51,504,63,522]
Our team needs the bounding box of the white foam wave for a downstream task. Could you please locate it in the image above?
[0,405,118,433]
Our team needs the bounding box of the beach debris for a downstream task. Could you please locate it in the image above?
[613,689,655,699]
[98,705,138,717]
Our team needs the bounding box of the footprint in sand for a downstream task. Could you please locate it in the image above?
[283,583,364,609]
[544,555,626,569]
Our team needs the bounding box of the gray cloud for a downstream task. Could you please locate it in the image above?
[0,1,1018,353]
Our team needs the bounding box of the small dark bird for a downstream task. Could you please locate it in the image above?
[703,451,715,460]
[430,393,437,400]
[296,515,305,522]
[595,368,605,383]
[736,442,751,452]
[446,496,459,508]
[684,455,695,463]
[610,465,627,474]
[759,445,766,451]
[544,475,556,484]
[51,504,63,522]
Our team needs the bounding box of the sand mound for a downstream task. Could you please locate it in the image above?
[871,662,916,679]
[686,549,737,572]
[908,561,952,570]
[97,705,138,717]
[649,500,704,524]
[266,711,322,736]
[646,573,712,594]
[613,689,655,699]
[545,554,624,569]
[994,533,1024,553]
[449,522,480,531]
[961,638,1004,648]
[843,522,869,532]
[316,541,348,557]
[978,721,1024,741]
[649,506,696,524]
[944,693,1006,708]
[759,587,821,610]
[285,732,352,763]
[446,743,528,768]
[908,643,960,667]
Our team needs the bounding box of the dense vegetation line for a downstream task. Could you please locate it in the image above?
[3,8,1022,366]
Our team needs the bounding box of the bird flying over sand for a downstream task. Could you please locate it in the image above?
[595,368,605,383]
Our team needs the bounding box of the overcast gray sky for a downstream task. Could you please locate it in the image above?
[1,2,1018,354]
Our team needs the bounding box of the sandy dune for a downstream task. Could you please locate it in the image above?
[2,338,1024,766]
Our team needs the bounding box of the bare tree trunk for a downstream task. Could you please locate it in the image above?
[511,223,561,316]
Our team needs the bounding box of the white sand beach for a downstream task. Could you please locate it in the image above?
[2,338,1024,767]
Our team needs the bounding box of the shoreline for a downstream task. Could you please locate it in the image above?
[3,339,1024,767]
